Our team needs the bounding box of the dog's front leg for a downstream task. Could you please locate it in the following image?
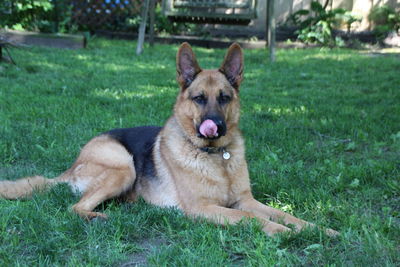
[185,205,292,236]
[234,198,339,236]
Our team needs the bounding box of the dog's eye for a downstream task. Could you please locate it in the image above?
[192,95,207,105]
[218,94,231,105]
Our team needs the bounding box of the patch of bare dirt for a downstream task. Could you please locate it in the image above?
[119,236,168,267]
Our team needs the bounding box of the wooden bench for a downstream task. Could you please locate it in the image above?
[162,0,257,25]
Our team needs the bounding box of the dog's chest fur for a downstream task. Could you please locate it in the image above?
[152,118,250,209]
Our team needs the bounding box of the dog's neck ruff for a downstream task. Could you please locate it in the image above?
[200,146,231,160]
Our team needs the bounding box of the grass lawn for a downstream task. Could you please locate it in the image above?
[0,39,399,266]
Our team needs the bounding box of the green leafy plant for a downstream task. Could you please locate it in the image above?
[289,1,360,46]
[338,11,363,34]
[368,5,400,40]
[0,0,54,31]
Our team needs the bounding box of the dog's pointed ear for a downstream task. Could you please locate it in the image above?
[176,42,202,90]
[219,43,243,90]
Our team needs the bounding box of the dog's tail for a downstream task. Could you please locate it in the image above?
[0,174,68,199]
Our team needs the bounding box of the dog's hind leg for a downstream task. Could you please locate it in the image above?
[71,167,134,220]
[67,135,136,220]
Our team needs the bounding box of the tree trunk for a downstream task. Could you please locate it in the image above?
[322,0,330,10]
[267,0,276,62]
[136,0,151,55]
[149,0,156,47]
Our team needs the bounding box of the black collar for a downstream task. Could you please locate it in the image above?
[200,146,231,160]
[199,146,226,154]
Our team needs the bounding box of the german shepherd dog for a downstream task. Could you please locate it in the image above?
[0,43,337,236]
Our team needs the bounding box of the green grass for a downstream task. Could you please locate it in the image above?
[1,39,399,266]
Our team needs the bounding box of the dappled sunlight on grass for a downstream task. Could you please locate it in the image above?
[244,68,265,79]
[303,53,356,61]
[91,85,175,100]
[266,196,295,213]
[125,62,168,70]
[196,47,216,54]
[272,48,363,64]
[75,54,90,61]
[71,54,170,72]
[93,88,155,99]
[253,104,308,116]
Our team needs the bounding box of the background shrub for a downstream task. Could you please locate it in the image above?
[368,5,400,40]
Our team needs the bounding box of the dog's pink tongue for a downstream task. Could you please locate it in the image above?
[199,119,218,138]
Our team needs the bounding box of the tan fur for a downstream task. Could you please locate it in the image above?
[0,43,338,237]
[0,176,56,199]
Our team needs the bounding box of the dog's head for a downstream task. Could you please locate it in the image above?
[173,42,243,147]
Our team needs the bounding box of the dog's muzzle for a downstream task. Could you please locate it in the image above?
[197,116,226,139]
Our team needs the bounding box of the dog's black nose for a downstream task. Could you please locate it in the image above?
[214,119,226,137]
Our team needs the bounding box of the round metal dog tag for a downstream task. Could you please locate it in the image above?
[223,151,231,160]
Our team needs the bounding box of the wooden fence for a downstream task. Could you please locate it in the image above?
[70,0,144,29]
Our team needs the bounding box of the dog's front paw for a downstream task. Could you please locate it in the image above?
[263,223,292,237]
[89,212,108,220]
[83,211,108,221]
